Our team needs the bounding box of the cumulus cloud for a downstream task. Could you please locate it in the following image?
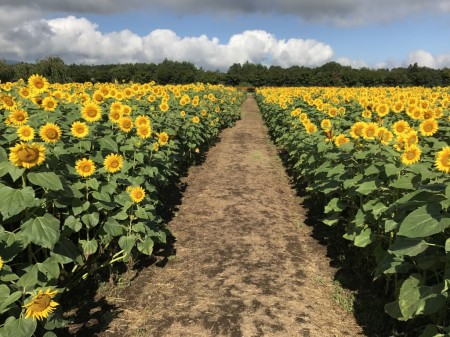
[1,0,450,26]
[405,50,450,69]
[335,57,369,69]
[0,16,334,70]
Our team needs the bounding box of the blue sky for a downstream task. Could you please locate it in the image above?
[1,0,450,70]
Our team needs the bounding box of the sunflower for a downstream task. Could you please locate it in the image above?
[320,119,332,130]
[435,146,450,173]
[350,121,366,139]
[42,96,58,112]
[40,123,61,143]
[191,116,200,124]
[135,115,150,127]
[393,135,406,152]
[103,153,124,173]
[19,87,31,99]
[118,117,133,133]
[75,158,96,177]
[305,123,318,134]
[9,109,29,126]
[392,101,404,113]
[92,90,104,104]
[334,134,350,147]
[376,127,393,145]
[419,118,438,137]
[405,130,419,147]
[9,142,46,168]
[137,125,152,139]
[71,121,89,138]
[375,103,390,117]
[158,132,169,146]
[152,142,159,152]
[108,110,122,124]
[362,122,378,140]
[127,186,145,203]
[401,145,421,165]
[17,125,35,141]
[24,289,58,320]
[81,102,102,123]
[28,74,49,94]
[0,256,4,270]
[180,110,186,117]
[392,120,410,135]
[121,105,132,115]
[159,102,169,112]
[1,94,16,111]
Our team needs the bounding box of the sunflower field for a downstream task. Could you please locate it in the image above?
[0,75,244,336]
[256,86,450,336]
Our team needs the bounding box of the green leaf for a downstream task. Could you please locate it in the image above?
[37,257,60,283]
[389,173,417,190]
[384,163,398,178]
[355,180,378,195]
[354,227,372,247]
[388,238,428,257]
[137,237,154,255]
[80,239,98,257]
[99,137,118,152]
[21,213,60,249]
[398,203,449,238]
[0,317,36,337]
[86,178,99,190]
[0,161,11,178]
[27,172,63,191]
[445,238,450,253]
[51,237,82,265]
[103,217,124,237]
[0,285,17,313]
[0,186,35,220]
[324,198,344,214]
[63,216,82,232]
[15,265,39,291]
[81,212,99,227]
[384,219,398,232]
[118,235,135,254]
[397,274,447,320]
[8,165,26,182]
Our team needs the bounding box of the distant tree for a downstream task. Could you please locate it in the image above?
[0,60,15,82]
[35,56,69,83]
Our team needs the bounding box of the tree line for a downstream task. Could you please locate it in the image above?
[1,56,450,87]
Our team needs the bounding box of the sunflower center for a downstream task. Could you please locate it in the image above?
[76,127,85,133]
[16,114,25,121]
[47,102,55,108]
[406,151,416,160]
[18,147,39,163]
[82,165,91,172]
[366,129,375,137]
[110,161,119,168]
[122,121,131,128]
[134,191,143,199]
[30,294,52,311]
[34,80,44,89]
[46,129,58,139]
[87,108,97,117]
[22,129,31,136]
[424,124,433,132]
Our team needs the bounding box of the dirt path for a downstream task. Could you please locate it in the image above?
[100,95,363,337]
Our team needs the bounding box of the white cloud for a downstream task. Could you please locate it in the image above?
[335,57,369,69]
[1,0,450,26]
[405,50,450,69]
[0,16,334,70]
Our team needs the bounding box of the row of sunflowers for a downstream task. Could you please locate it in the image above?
[256,86,450,337]
[0,75,244,336]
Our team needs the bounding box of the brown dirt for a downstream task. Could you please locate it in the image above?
[96,95,364,337]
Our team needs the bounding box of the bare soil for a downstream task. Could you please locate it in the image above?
[84,95,364,336]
